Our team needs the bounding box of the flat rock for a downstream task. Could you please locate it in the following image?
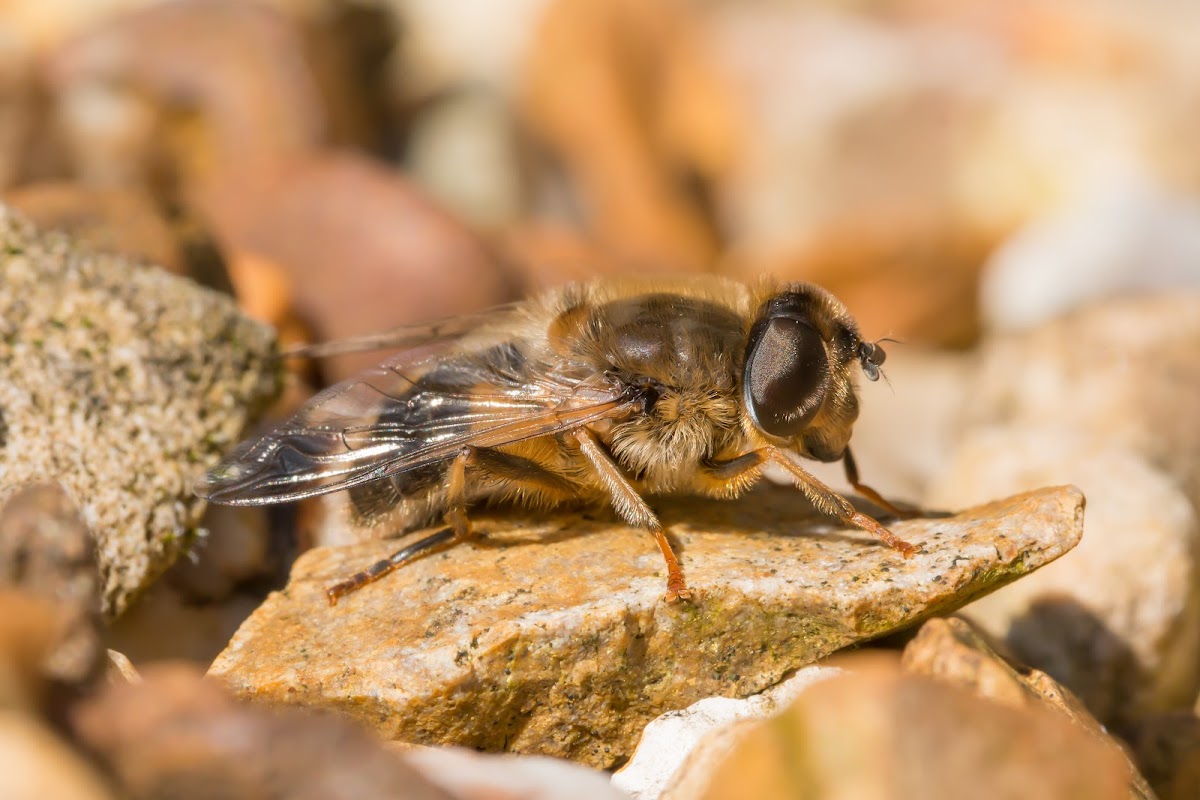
[210,484,1083,767]
[0,205,279,617]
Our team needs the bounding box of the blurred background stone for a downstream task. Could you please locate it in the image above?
[614,665,841,800]
[1129,710,1200,800]
[927,294,1200,725]
[901,617,1155,800]
[0,711,117,800]
[687,655,1132,800]
[3,182,184,273]
[0,484,102,686]
[404,746,629,800]
[71,663,459,800]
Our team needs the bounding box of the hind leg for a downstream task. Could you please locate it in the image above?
[325,446,579,604]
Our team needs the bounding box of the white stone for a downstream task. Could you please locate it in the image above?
[981,184,1200,332]
[404,746,629,800]
[613,666,840,800]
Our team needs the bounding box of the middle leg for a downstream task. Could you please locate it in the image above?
[571,428,692,602]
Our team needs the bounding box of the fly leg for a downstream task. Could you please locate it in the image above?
[325,526,456,605]
[843,447,919,520]
[699,446,915,557]
[766,446,915,557]
[326,446,580,605]
[571,429,691,602]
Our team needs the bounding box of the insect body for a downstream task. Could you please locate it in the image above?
[196,277,914,603]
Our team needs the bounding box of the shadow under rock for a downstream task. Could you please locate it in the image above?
[1006,594,1150,731]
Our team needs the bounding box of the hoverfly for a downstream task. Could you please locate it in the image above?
[196,277,914,604]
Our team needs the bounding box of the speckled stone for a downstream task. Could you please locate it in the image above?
[209,484,1083,768]
[0,205,279,617]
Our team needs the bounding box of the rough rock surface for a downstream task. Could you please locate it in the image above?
[690,656,1132,800]
[210,484,1083,767]
[0,205,279,617]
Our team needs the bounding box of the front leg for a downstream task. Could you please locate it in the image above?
[843,447,919,520]
[702,447,915,557]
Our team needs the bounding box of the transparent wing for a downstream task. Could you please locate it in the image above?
[280,304,521,360]
[196,342,632,506]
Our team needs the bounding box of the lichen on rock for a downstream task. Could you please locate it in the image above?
[210,484,1083,768]
[0,204,280,617]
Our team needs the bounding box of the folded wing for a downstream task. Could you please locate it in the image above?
[196,340,631,506]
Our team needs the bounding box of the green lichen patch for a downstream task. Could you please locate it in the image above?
[0,205,280,617]
[209,484,1083,768]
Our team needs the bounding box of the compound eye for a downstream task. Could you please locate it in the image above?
[744,317,829,439]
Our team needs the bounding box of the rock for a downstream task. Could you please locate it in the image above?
[45,0,324,197]
[0,591,58,712]
[0,484,101,684]
[521,0,735,273]
[0,205,279,616]
[0,711,116,800]
[106,583,263,666]
[1128,711,1200,800]
[405,87,525,228]
[688,655,1132,800]
[388,0,553,99]
[958,294,1200,505]
[980,185,1200,333]
[209,484,1082,767]
[702,3,999,347]
[901,617,1155,800]
[201,152,514,382]
[3,182,185,273]
[926,295,1200,722]
[613,665,840,800]
[72,663,458,800]
[404,745,629,800]
[166,504,273,603]
[927,430,1198,722]
[105,649,141,686]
